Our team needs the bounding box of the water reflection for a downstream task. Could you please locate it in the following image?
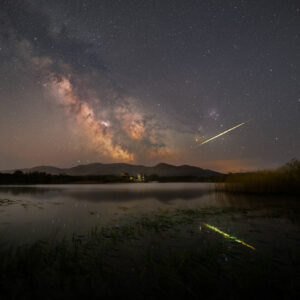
[0,183,298,245]
[0,183,215,202]
[203,223,256,250]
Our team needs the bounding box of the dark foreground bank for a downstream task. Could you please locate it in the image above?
[0,203,299,299]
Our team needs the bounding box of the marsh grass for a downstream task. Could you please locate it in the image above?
[217,159,300,195]
[0,207,298,299]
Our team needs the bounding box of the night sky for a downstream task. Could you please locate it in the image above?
[0,0,299,172]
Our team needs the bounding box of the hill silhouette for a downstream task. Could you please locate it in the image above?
[3,162,220,177]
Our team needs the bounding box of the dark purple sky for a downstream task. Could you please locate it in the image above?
[0,0,299,172]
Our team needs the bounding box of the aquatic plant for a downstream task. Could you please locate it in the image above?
[0,207,298,299]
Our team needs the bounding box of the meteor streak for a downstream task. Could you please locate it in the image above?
[199,122,246,146]
[203,223,256,250]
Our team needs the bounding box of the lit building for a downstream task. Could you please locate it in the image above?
[137,173,145,182]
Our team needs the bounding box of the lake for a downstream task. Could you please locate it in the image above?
[0,182,299,298]
[0,183,299,249]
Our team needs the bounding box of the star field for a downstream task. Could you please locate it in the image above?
[0,0,299,172]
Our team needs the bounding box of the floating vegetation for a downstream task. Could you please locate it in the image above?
[52,202,63,205]
[0,198,15,206]
[118,206,130,211]
[0,206,298,299]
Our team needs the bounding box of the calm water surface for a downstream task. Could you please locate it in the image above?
[0,183,299,247]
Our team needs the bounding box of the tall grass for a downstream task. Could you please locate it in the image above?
[217,159,300,195]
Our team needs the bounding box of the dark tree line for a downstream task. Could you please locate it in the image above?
[0,170,223,184]
[0,171,133,184]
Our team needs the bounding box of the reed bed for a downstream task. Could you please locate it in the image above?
[217,159,300,195]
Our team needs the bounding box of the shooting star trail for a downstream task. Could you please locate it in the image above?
[203,223,256,250]
[198,122,246,146]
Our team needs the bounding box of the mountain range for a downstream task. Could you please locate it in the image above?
[2,163,220,177]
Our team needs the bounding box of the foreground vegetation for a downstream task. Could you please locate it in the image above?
[0,206,298,299]
[217,159,300,195]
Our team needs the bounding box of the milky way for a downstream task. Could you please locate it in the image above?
[0,1,299,172]
[50,76,133,161]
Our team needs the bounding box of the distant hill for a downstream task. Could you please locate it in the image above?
[2,163,220,177]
